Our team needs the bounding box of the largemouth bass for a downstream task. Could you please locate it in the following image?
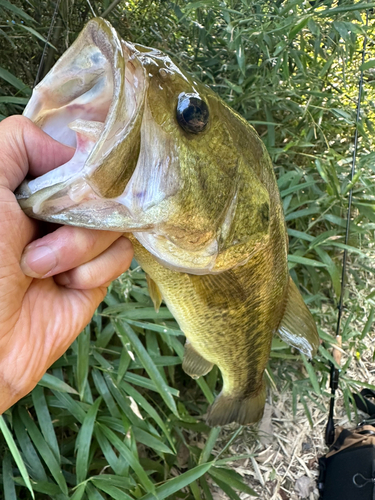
[16,18,319,426]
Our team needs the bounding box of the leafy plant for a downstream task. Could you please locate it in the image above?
[1,0,375,498]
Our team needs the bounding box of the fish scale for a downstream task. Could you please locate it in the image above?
[129,224,288,426]
[16,17,319,426]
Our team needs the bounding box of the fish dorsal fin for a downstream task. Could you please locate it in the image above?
[146,273,163,312]
[277,276,319,358]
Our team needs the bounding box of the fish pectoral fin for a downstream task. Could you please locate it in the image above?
[277,276,320,358]
[182,341,213,379]
[206,383,266,427]
[145,274,163,312]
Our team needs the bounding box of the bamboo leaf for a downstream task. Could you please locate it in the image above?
[115,320,179,417]
[39,373,78,394]
[301,354,321,395]
[139,462,213,500]
[91,479,134,500]
[0,0,35,21]
[18,407,68,495]
[16,24,57,49]
[209,467,257,496]
[132,427,173,454]
[76,397,102,483]
[89,474,136,490]
[70,484,87,500]
[360,59,375,71]
[77,326,91,399]
[289,17,309,39]
[0,67,31,95]
[121,382,175,451]
[0,96,29,104]
[0,416,34,499]
[94,425,129,476]
[32,386,60,463]
[288,255,327,267]
[2,452,17,500]
[199,428,221,464]
[318,2,375,16]
[99,424,156,495]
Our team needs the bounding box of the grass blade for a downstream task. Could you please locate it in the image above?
[2,452,17,500]
[99,423,156,495]
[0,0,35,21]
[115,320,179,417]
[18,407,68,495]
[209,467,257,496]
[199,428,221,464]
[0,67,31,95]
[140,462,213,500]
[77,326,91,399]
[0,96,29,105]
[301,354,321,395]
[94,425,128,476]
[91,479,134,500]
[16,24,57,49]
[70,483,86,500]
[76,397,102,484]
[0,416,34,499]
[121,382,175,451]
[12,412,47,482]
[31,386,60,463]
[92,369,121,419]
[39,373,78,394]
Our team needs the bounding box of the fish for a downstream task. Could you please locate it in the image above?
[16,18,319,426]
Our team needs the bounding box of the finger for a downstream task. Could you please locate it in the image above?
[20,226,125,279]
[0,115,74,191]
[54,236,134,289]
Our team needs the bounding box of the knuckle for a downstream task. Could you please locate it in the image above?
[71,263,104,289]
[60,226,99,255]
[4,115,27,129]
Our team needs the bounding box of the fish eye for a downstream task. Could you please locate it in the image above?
[176,93,209,134]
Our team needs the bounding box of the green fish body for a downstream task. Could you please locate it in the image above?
[16,18,319,426]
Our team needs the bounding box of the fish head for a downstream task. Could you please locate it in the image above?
[17,18,278,275]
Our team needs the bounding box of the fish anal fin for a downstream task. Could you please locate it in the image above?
[207,383,266,427]
[277,276,319,358]
[182,341,213,379]
[146,274,163,312]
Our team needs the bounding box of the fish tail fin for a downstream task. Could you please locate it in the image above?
[206,383,266,427]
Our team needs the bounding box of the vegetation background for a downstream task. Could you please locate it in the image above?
[0,0,375,498]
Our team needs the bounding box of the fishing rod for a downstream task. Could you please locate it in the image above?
[325,10,369,447]
[33,0,62,87]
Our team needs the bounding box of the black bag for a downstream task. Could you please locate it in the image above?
[318,390,375,500]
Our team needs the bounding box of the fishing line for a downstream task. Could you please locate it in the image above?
[86,0,97,18]
[325,10,369,447]
[33,0,62,88]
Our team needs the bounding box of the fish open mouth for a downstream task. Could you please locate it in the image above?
[16,18,146,228]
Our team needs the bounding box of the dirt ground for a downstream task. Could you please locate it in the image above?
[210,378,373,499]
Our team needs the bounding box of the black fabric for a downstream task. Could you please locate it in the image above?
[353,389,375,419]
[318,445,375,499]
[318,390,375,498]
[329,428,352,452]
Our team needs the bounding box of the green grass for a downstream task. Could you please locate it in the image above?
[1,0,375,498]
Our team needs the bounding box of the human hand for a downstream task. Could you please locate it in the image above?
[0,116,133,414]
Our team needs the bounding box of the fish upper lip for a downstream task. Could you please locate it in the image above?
[17,17,146,211]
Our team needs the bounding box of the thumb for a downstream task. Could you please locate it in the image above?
[0,115,74,192]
